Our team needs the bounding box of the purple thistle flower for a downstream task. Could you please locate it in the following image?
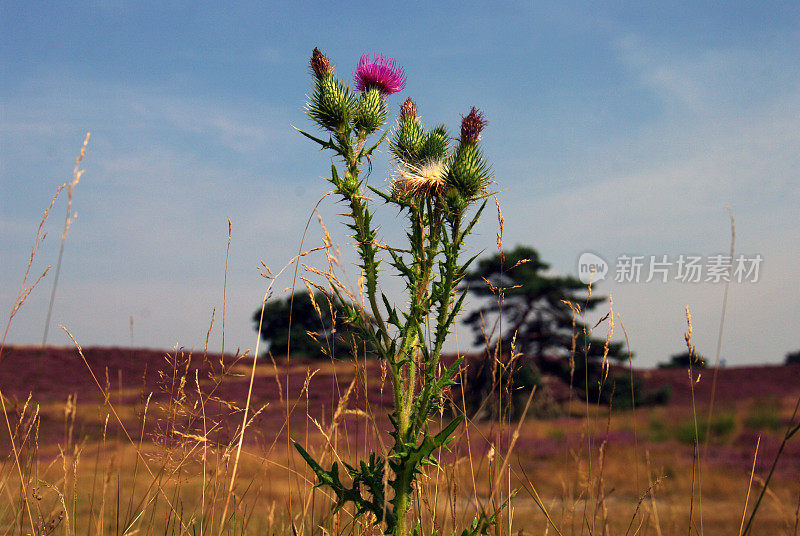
[353,54,406,95]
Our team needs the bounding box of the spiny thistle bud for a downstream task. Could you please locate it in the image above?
[354,87,388,134]
[445,189,467,219]
[418,125,448,162]
[446,143,491,200]
[390,114,425,164]
[400,97,417,121]
[340,171,360,196]
[460,106,487,144]
[306,73,353,132]
[310,47,333,79]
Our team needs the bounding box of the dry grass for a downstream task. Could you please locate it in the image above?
[2,346,798,535]
[2,139,799,536]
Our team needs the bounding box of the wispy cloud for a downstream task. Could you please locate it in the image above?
[614,31,800,113]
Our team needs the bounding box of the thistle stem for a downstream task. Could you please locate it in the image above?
[299,51,492,536]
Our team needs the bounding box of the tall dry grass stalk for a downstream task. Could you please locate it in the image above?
[41,132,90,346]
[703,207,735,452]
[684,306,704,535]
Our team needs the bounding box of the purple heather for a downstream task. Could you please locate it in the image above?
[353,54,406,95]
[460,107,487,144]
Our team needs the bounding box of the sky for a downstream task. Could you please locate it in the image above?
[2,1,798,368]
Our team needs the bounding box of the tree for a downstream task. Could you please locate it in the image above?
[463,245,627,365]
[785,349,800,365]
[252,291,365,359]
[461,245,631,414]
[658,351,707,369]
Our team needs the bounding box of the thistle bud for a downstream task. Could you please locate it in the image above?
[446,143,491,200]
[419,126,448,162]
[389,117,424,164]
[400,98,417,121]
[310,47,332,79]
[460,107,487,144]
[341,171,360,196]
[355,87,388,134]
[306,73,353,132]
[445,189,467,219]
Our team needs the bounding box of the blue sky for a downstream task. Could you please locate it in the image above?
[2,2,798,367]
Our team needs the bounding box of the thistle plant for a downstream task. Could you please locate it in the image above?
[295,48,497,536]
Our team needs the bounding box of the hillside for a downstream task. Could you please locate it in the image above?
[3,345,799,408]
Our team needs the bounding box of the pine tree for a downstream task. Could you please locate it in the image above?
[462,245,631,413]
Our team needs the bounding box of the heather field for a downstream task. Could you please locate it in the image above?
[2,345,799,535]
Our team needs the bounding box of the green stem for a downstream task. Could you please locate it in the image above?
[338,135,403,419]
[400,330,419,438]
[393,463,414,536]
[415,218,462,431]
[430,216,459,364]
[347,190,403,417]
[402,200,443,439]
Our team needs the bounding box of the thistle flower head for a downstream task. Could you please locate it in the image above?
[354,54,406,95]
[310,47,333,79]
[392,159,448,198]
[460,106,487,144]
[400,97,417,121]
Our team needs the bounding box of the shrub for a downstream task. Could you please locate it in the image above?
[745,400,783,431]
[674,413,737,445]
[785,349,800,365]
[658,350,706,369]
[574,363,670,409]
